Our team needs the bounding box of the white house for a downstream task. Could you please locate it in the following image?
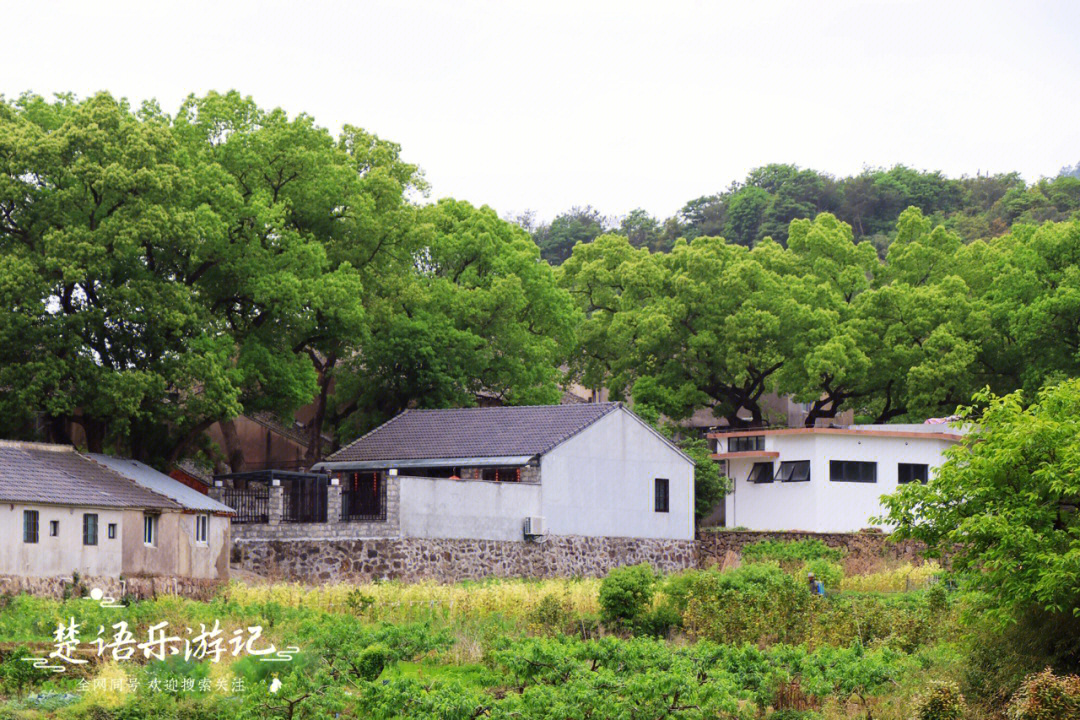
[710,425,965,533]
[0,441,233,580]
[311,402,696,541]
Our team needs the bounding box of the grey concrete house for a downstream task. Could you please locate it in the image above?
[0,441,232,580]
[311,402,695,541]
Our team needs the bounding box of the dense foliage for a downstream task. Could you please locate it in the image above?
[0,92,578,462]
[532,163,1080,262]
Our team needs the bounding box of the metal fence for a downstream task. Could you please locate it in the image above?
[341,488,387,522]
[282,478,327,523]
[221,487,270,524]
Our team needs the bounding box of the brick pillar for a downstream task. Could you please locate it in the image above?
[385,473,400,531]
[327,482,342,523]
[268,485,284,526]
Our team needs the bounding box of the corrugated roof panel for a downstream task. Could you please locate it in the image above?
[88,454,234,514]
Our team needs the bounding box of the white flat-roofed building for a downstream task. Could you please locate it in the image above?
[709,424,966,533]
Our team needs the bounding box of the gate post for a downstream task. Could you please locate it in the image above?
[268,483,284,526]
[327,476,342,524]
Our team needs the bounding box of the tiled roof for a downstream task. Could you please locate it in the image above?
[0,441,180,510]
[88,454,233,514]
[325,402,623,464]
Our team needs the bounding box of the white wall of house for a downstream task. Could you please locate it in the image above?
[540,407,695,540]
[399,475,542,541]
[722,431,956,532]
[0,504,126,577]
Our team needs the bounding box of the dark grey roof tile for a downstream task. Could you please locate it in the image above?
[326,403,622,463]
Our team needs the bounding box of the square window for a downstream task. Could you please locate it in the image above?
[654,478,669,513]
[107,523,117,539]
[23,510,38,544]
[898,463,929,484]
[83,514,98,546]
[776,460,811,482]
[49,520,59,537]
[748,462,774,483]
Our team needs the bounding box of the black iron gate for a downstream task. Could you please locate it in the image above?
[283,476,328,523]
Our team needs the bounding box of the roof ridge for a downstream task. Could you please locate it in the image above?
[0,439,74,452]
[403,401,621,414]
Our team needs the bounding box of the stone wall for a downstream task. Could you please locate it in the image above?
[696,529,930,573]
[0,574,223,601]
[233,535,697,583]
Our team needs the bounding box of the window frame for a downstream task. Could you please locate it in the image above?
[143,514,158,547]
[195,514,209,544]
[83,514,98,546]
[728,435,765,453]
[747,462,774,484]
[23,510,39,544]
[776,460,811,483]
[654,478,670,513]
[898,463,929,484]
[829,460,878,483]
[107,523,117,540]
[49,520,59,537]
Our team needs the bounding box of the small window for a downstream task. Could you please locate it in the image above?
[654,478,669,513]
[83,514,98,546]
[728,435,765,453]
[748,462,774,484]
[195,515,209,544]
[830,460,877,483]
[898,463,929,484]
[776,460,811,482]
[23,510,38,544]
[49,520,59,537]
[107,523,117,539]
[143,514,157,547]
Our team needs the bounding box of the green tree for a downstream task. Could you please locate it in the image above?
[881,380,1080,624]
[330,199,580,438]
[532,205,609,264]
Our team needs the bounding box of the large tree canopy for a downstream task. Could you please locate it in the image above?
[0,92,577,465]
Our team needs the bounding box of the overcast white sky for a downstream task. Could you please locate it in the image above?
[5,1,1079,222]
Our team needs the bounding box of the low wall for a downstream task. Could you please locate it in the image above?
[233,535,697,583]
[0,574,223,601]
[696,529,930,572]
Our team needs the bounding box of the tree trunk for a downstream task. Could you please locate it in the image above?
[219,419,245,472]
[304,353,337,465]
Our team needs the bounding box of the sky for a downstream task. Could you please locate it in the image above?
[4,0,1080,223]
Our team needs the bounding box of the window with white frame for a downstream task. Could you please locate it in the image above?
[195,514,209,544]
[143,514,157,547]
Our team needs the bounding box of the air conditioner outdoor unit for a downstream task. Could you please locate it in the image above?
[523,516,546,538]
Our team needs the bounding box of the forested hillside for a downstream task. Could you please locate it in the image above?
[532,163,1080,263]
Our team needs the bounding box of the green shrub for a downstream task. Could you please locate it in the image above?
[742,539,845,564]
[914,681,966,720]
[683,563,813,645]
[527,593,574,636]
[598,564,656,629]
[0,647,53,698]
[1006,669,1080,720]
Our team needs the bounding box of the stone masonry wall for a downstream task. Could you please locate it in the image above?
[234,535,697,583]
[696,529,930,573]
[0,574,222,601]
